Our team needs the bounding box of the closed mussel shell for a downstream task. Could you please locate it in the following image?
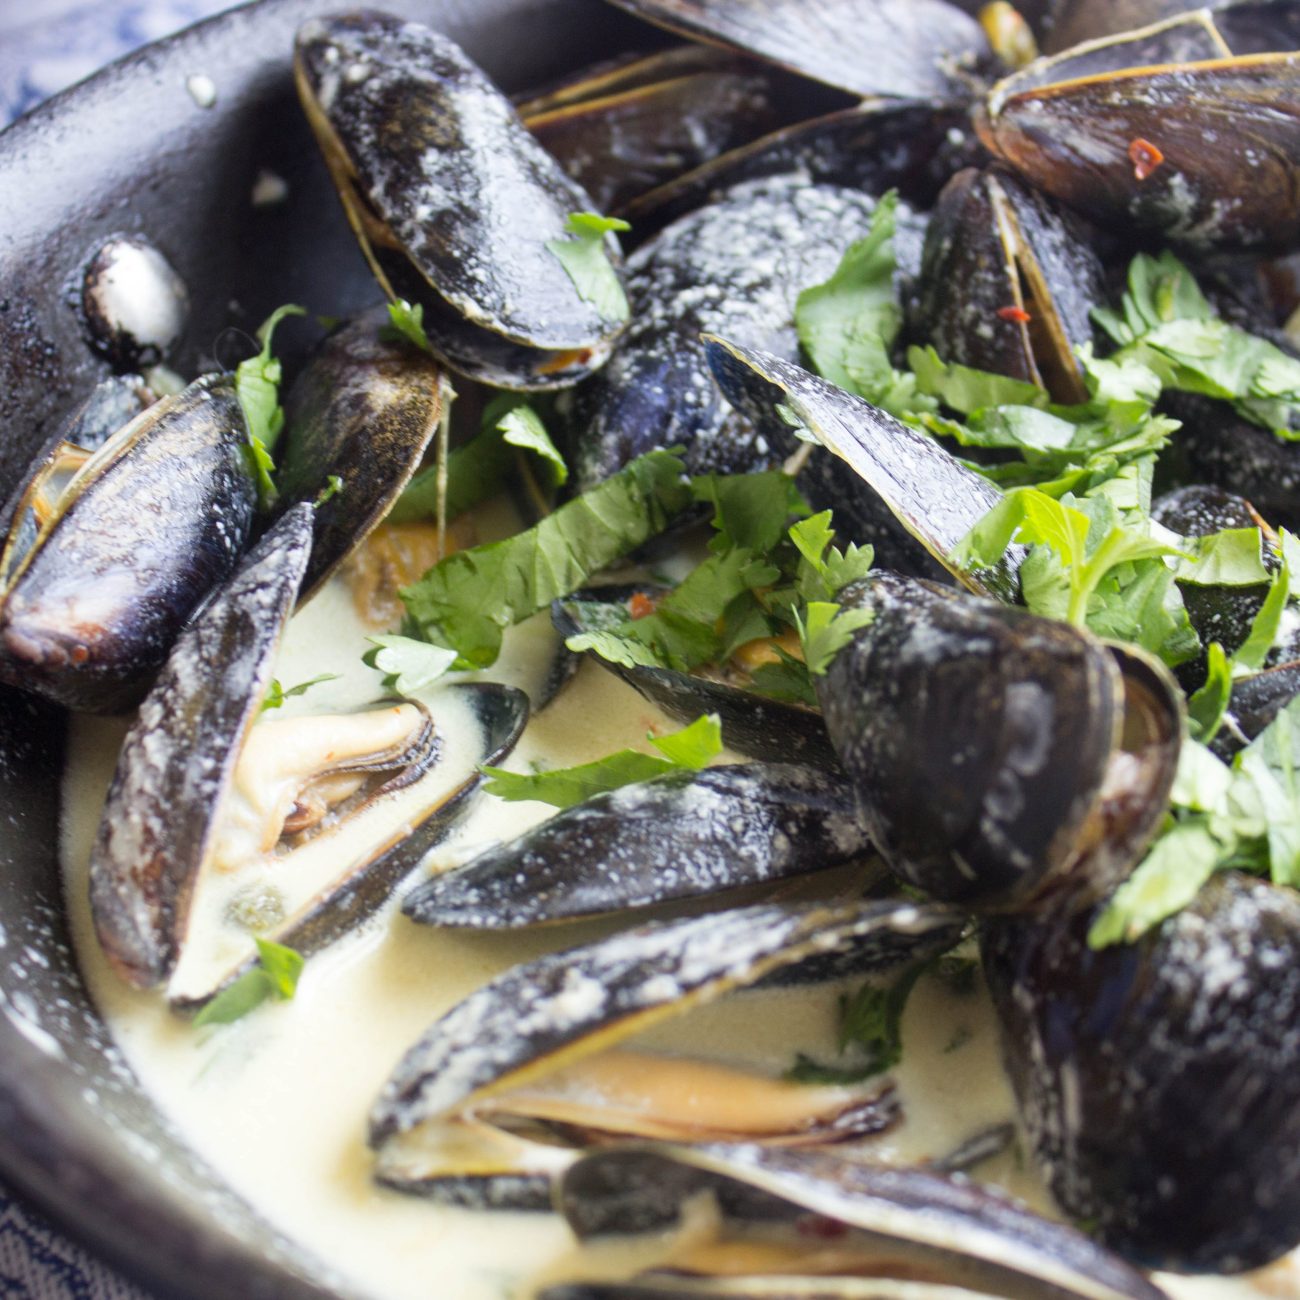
[572,176,899,487]
[983,871,1300,1272]
[275,306,446,602]
[817,572,1182,911]
[295,11,628,389]
[550,1143,1167,1300]
[0,373,256,714]
[402,762,873,929]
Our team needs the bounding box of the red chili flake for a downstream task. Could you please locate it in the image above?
[1128,137,1165,181]
[628,592,656,620]
[997,305,1032,324]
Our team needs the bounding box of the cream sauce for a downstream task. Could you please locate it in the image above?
[60,572,1296,1300]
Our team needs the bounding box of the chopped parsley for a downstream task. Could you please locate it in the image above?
[234,303,306,510]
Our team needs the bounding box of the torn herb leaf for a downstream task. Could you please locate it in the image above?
[1188,642,1232,744]
[366,635,458,695]
[192,937,304,1027]
[385,298,432,352]
[261,673,339,712]
[481,713,722,808]
[546,212,630,321]
[797,600,874,676]
[234,303,306,510]
[691,470,809,554]
[403,449,690,668]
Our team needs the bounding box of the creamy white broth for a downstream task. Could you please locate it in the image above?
[60,567,1296,1300]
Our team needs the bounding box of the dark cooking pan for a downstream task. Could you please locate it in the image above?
[0,2,647,1295]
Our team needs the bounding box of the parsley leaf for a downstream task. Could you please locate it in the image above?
[796,601,874,676]
[366,635,458,695]
[481,714,722,808]
[546,212,630,321]
[392,395,566,524]
[402,449,690,668]
[192,938,304,1028]
[1188,642,1232,743]
[385,299,432,352]
[234,303,306,510]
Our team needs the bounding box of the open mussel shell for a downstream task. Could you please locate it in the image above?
[274,306,446,602]
[0,372,256,714]
[917,166,1104,404]
[818,572,1183,912]
[618,98,982,237]
[1031,7,1232,70]
[983,871,1300,1272]
[978,41,1300,253]
[573,176,896,488]
[1211,659,1300,756]
[553,586,839,768]
[550,1144,1168,1300]
[369,899,965,1207]
[1042,0,1300,55]
[704,338,1022,602]
[402,761,873,929]
[600,0,991,101]
[520,47,803,216]
[88,503,529,1006]
[294,11,627,390]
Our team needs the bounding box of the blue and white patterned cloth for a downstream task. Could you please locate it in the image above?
[0,6,236,1292]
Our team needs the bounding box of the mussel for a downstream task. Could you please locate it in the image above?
[545,1142,1168,1300]
[402,761,874,929]
[88,505,529,1007]
[818,572,1183,912]
[370,899,965,1208]
[0,373,256,713]
[294,12,629,389]
[983,871,1300,1273]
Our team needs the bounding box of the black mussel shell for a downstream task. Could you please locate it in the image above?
[402,762,873,928]
[917,165,1105,404]
[704,338,1022,602]
[275,306,446,602]
[1044,0,1300,55]
[1212,659,1300,756]
[600,0,991,101]
[1040,4,1233,59]
[818,572,1182,911]
[984,871,1300,1272]
[979,47,1300,253]
[572,175,900,488]
[0,373,256,714]
[295,11,628,389]
[619,98,983,237]
[552,1143,1168,1300]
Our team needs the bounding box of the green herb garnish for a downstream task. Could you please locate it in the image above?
[192,937,304,1028]
[234,303,306,510]
[481,713,722,809]
[260,673,338,712]
[546,212,631,321]
[365,635,458,696]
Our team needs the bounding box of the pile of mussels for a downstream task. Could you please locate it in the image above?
[6,1,1300,1296]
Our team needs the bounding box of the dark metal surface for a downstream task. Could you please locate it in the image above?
[0,1,645,1296]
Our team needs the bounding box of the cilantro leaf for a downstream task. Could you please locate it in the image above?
[481,713,722,808]
[1187,642,1232,744]
[402,449,690,668]
[260,673,338,712]
[314,474,344,508]
[690,470,809,553]
[546,212,630,321]
[1230,554,1291,674]
[366,635,458,695]
[498,405,567,486]
[192,937,304,1028]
